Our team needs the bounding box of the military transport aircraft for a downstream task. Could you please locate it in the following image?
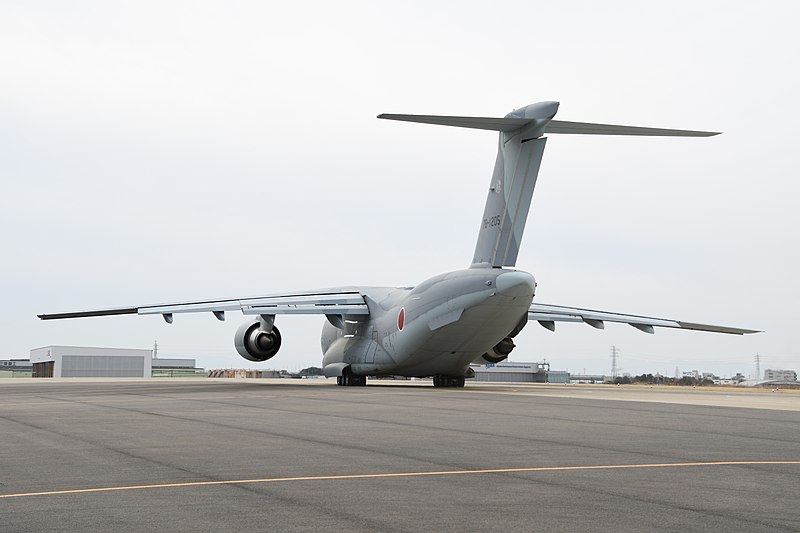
[39,101,759,387]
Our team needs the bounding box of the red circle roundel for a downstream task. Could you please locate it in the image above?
[397,307,405,331]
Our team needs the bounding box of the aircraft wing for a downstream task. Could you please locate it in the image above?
[528,303,759,335]
[38,290,370,323]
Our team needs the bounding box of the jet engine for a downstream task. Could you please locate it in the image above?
[480,313,528,364]
[480,337,515,364]
[234,320,282,362]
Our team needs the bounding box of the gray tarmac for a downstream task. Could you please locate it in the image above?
[1,379,798,532]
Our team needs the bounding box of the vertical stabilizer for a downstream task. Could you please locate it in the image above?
[378,101,719,268]
[472,102,558,267]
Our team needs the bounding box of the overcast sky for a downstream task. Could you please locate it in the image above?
[1,1,797,378]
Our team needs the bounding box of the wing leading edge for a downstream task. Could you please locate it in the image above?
[38,290,370,323]
[529,303,759,335]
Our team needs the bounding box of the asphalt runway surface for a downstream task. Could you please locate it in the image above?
[1,379,798,532]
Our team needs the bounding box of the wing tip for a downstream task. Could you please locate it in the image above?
[37,308,139,320]
[677,321,762,335]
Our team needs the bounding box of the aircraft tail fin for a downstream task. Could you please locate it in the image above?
[380,102,560,268]
[378,102,719,268]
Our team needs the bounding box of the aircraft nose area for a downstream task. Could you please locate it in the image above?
[495,271,536,298]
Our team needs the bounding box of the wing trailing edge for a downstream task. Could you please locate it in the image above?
[529,303,760,335]
[38,291,370,322]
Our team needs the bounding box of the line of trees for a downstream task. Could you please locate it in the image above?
[611,374,715,386]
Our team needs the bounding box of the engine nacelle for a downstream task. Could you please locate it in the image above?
[480,337,515,364]
[234,320,282,362]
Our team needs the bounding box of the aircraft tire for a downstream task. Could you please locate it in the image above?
[338,367,367,386]
[433,375,464,388]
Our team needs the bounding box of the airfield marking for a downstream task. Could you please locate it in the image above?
[1,461,798,500]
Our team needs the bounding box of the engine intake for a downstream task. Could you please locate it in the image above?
[235,320,282,362]
[481,337,515,364]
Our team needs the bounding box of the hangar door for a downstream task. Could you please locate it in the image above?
[61,355,145,378]
[33,361,54,378]
[475,372,537,383]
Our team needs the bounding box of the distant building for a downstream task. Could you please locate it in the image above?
[470,361,570,383]
[763,369,797,382]
[208,369,284,378]
[713,378,742,386]
[546,370,570,384]
[0,359,32,371]
[570,373,605,384]
[151,357,204,377]
[30,346,152,378]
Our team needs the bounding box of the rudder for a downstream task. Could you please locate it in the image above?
[472,102,559,267]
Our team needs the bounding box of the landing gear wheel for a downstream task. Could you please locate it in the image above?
[338,367,367,387]
[433,375,466,388]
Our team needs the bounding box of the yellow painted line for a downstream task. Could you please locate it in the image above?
[1,461,799,500]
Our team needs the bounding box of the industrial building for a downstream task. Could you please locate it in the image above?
[0,359,32,371]
[152,357,204,377]
[30,346,153,378]
[152,357,197,370]
[764,369,797,382]
[470,361,570,383]
[0,359,33,378]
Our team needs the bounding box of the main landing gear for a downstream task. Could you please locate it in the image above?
[337,367,367,387]
[433,375,465,388]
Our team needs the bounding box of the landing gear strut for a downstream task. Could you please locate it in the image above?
[432,375,465,388]
[336,367,367,387]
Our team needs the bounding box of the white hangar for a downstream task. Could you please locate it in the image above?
[30,345,152,378]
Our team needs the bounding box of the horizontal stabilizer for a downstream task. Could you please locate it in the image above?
[545,120,719,137]
[379,114,719,137]
[377,114,530,132]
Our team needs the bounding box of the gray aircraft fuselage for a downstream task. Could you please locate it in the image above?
[321,268,535,379]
